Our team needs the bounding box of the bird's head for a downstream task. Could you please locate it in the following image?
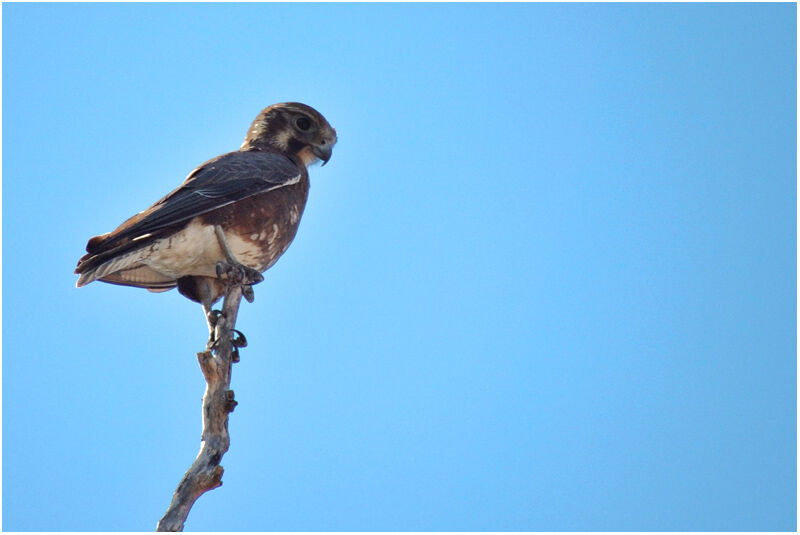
[242,102,337,167]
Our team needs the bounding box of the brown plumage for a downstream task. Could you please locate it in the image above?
[75,102,337,308]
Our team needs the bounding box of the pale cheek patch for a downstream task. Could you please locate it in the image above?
[271,129,293,152]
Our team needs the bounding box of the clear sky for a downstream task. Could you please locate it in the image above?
[2,2,796,531]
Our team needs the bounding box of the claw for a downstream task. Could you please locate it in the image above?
[204,308,225,350]
[215,260,263,287]
[242,285,255,303]
[232,329,248,348]
[231,329,246,362]
[207,309,224,326]
[248,270,265,284]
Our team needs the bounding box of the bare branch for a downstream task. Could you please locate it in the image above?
[156,285,244,532]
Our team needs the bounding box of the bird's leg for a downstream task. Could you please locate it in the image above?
[203,302,249,358]
[209,225,263,356]
[229,329,248,363]
[203,303,225,350]
[213,225,264,303]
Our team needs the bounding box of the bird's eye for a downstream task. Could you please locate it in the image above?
[295,116,313,132]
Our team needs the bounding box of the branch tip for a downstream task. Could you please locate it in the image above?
[157,284,246,531]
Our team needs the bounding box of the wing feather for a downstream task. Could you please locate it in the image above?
[76,150,301,277]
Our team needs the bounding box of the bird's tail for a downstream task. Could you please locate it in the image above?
[75,248,177,291]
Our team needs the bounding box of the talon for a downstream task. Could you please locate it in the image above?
[207,309,224,327]
[232,329,248,348]
[247,269,264,285]
[242,285,255,303]
[231,347,240,363]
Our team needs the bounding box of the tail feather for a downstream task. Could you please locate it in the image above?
[75,248,177,291]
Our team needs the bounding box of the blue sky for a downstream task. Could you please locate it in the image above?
[2,2,796,531]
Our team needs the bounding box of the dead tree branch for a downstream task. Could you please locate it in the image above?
[156,285,244,532]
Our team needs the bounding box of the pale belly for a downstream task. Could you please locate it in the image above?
[144,217,284,279]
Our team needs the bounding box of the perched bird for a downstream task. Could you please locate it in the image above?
[75,102,337,325]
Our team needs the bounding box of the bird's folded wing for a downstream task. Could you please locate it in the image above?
[76,150,301,273]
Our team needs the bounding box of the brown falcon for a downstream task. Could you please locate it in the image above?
[75,102,337,324]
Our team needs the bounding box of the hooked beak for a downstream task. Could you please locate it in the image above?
[312,143,333,166]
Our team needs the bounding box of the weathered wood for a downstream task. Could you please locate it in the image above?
[156,285,244,532]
